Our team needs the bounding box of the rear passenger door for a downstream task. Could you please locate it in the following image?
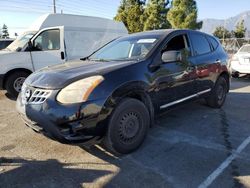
[189,32,218,93]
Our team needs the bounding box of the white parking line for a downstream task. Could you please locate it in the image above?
[198,136,250,188]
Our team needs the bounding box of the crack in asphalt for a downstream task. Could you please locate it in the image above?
[219,109,242,188]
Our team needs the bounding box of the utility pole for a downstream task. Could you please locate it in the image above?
[53,0,56,13]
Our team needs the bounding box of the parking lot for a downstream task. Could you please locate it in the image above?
[0,77,249,188]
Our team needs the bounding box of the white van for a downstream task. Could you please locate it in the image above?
[0,13,127,96]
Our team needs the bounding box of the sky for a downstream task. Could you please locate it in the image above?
[0,0,250,37]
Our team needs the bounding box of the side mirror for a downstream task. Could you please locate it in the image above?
[161,50,182,63]
[16,47,22,52]
[27,40,33,51]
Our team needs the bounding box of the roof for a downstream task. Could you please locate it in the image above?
[27,13,127,34]
[129,29,175,37]
[127,29,218,40]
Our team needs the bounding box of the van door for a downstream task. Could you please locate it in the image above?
[30,27,65,70]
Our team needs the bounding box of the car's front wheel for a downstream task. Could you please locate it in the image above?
[103,98,150,154]
[206,76,228,108]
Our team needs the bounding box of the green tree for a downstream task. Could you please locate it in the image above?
[114,0,145,33]
[2,24,9,39]
[213,26,231,39]
[233,20,247,38]
[167,0,202,30]
[143,0,171,31]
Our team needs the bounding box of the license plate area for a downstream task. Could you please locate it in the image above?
[244,58,250,64]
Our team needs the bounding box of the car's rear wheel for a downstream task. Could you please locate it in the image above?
[232,72,239,78]
[103,98,150,154]
[206,76,228,108]
[5,71,30,98]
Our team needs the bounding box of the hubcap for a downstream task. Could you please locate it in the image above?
[217,84,225,101]
[13,77,26,92]
[118,112,141,144]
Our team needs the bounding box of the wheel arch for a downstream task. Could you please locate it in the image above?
[3,68,32,89]
[100,81,155,129]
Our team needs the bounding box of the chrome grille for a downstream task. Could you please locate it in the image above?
[28,89,52,104]
[21,83,52,105]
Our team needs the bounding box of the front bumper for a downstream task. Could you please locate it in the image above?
[16,89,108,145]
[0,74,4,89]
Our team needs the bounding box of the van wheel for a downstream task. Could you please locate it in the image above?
[103,98,149,154]
[5,71,30,98]
[206,76,228,108]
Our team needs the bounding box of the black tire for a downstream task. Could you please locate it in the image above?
[232,72,239,78]
[206,76,228,108]
[5,71,30,98]
[103,98,150,154]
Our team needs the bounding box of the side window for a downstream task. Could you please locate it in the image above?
[163,34,191,58]
[33,29,60,51]
[207,36,219,50]
[164,35,187,52]
[190,33,211,56]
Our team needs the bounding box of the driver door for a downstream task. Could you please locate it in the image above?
[151,32,197,108]
[30,27,65,71]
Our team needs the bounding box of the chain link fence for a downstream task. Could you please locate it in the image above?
[220,38,250,57]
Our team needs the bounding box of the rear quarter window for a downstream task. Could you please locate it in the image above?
[207,36,219,50]
[190,33,211,56]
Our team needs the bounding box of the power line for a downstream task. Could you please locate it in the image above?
[53,0,56,13]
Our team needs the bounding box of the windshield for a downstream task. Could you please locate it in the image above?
[89,36,159,61]
[239,45,250,53]
[7,31,36,51]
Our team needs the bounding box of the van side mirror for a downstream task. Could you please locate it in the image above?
[27,40,33,51]
[161,51,182,63]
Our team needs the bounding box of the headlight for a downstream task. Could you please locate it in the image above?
[57,75,104,104]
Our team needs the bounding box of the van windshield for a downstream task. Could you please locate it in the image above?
[89,36,159,61]
[7,31,36,51]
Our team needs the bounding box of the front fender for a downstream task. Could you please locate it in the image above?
[95,81,155,135]
[0,51,33,74]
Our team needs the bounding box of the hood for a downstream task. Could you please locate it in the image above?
[26,59,136,89]
[0,49,13,55]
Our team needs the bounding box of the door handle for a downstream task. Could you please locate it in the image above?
[61,51,65,60]
[187,65,196,71]
[216,59,221,63]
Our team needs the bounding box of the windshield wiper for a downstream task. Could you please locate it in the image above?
[80,56,89,61]
[112,58,140,61]
[88,58,109,62]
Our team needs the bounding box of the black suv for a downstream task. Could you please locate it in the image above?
[17,29,230,154]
